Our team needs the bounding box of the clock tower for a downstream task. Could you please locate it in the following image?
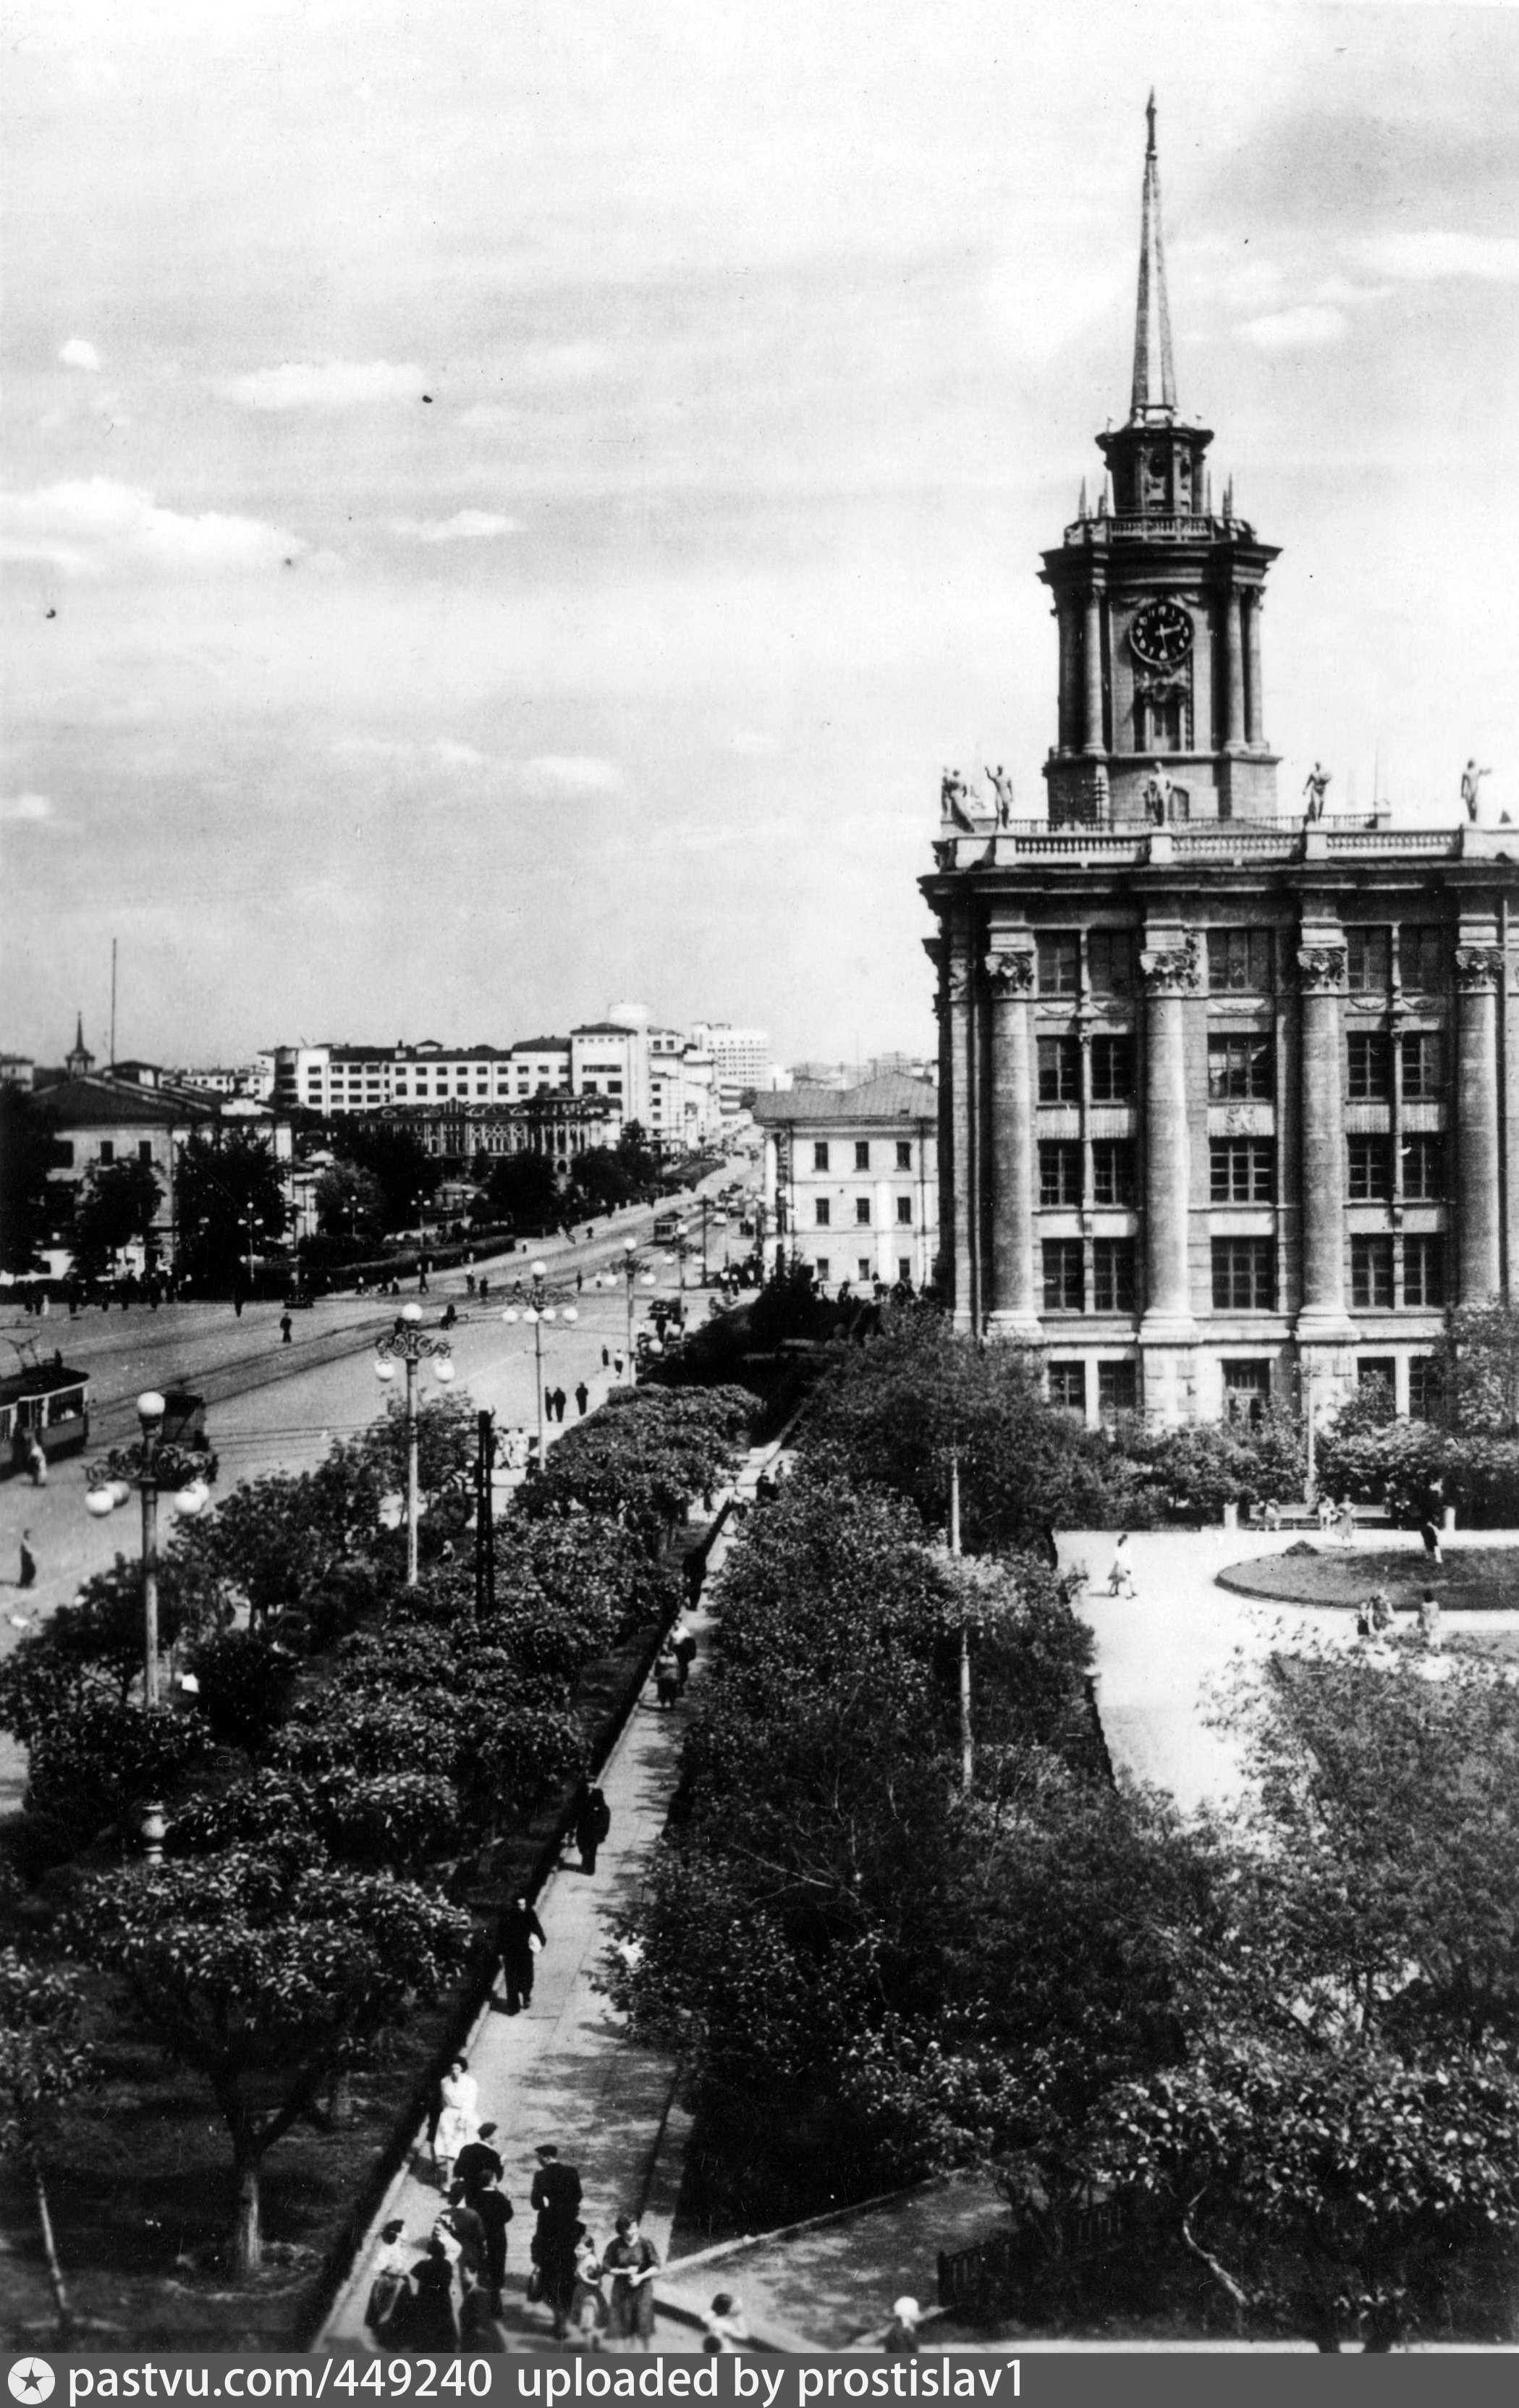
[1041,97,1280,827]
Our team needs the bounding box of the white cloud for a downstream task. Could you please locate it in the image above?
[331,735,493,771]
[0,792,54,824]
[1355,232,1519,285]
[0,478,305,575]
[1236,304,1349,352]
[524,755,623,793]
[730,730,776,756]
[389,509,522,543]
[218,359,425,410]
[59,337,101,373]
[430,739,491,768]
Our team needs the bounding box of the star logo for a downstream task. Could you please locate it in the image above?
[9,2366,55,2405]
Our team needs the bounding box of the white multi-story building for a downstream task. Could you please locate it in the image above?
[753,1074,939,1291]
[507,1037,572,1099]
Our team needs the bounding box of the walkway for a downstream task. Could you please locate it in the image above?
[1062,1524,1519,1814]
[319,1440,782,2353]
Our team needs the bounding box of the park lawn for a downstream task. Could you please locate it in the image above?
[1217,1543,1519,1613]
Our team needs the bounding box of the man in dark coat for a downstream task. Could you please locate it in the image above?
[530,2145,583,2339]
[454,2121,504,2194]
[573,1781,612,1875]
[458,2167,512,2315]
[498,1893,546,2014]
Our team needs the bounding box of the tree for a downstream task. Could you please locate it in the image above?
[0,1087,69,1271]
[312,1159,384,1243]
[0,1551,227,1726]
[167,1445,392,1631]
[333,1122,439,1233]
[74,1844,471,2274]
[565,1145,636,1216]
[479,1149,559,1230]
[174,1128,289,1290]
[0,1950,94,2343]
[69,1156,162,1279]
[1437,1301,1519,1434]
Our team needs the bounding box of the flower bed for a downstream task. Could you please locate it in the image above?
[1217,1545,1519,1613]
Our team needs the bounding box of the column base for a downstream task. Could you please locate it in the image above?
[1295,1310,1355,1345]
[984,1310,1045,1342]
[1138,1310,1198,1345]
[1140,1341,1199,1428]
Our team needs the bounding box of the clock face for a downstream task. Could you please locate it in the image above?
[1130,599,1194,669]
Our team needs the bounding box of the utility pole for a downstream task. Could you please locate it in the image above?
[475,1408,496,1618]
[950,1448,972,1795]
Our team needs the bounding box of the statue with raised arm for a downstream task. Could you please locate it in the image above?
[1461,759,1492,825]
[1303,761,1331,822]
[985,765,1014,828]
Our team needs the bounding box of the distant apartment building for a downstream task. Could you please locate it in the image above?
[753,1074,939,1290]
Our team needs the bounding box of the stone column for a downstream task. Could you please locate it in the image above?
[984,946,1041,1337]
[1083,585,1105,754]
[924,936,953,1301]
[1224,587,1245,748]
[1056,601,1080,752]
[944,931,979,1330]
[1296,943,1353,1339]
[1243,591,1264,748]
[1138,936,1198,1340]
[1456,944,1503,1303]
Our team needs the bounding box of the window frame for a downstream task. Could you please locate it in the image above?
[1092,1238,1137,1314]
[1347,1134,1393,1202]
[1048,1361,1088,1414]
[1345,926,1391,993]
[1211,1236,1275,1311]
[1206,928,1274,994]
[1206,1035,1273,1102]
[1350,1234,1395,1309]
[1403,1234,1445,1309]
[1209,1136,1274,1204]
[1038,1140,1083,1208]
[1090,1035,1135,1104]
[1091,1138,1137,1207]
[1036,932,1080,997]
[1037,1036,1080,1104]
[1347,1033,1392,1103]
[1041,1238,1085,1313]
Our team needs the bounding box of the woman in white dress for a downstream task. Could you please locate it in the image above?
[433,2054,480,2191]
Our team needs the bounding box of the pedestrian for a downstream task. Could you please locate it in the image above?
[454,2121,504,2195]
[567,2229,606,2346]
[457,2279,507,2352]
[884,2296,921,2354]
[279,1310,293,1345]
[1107,1534,1136,1600]
[653,1644,680,1710]
[613,1353,625,1377]
[602,1345,610,1369]
[573,1780,612,1875]
[1263,1497,1282,1533]
[18,1531,36,1592]
[530,2146,584,2339]
[407,2236,460,2350]
[1417,1589,1442,1647]
[544,1385,554,1428]
[683,1550,705,1609]
[479,1275,489,1304]
[364,2219,413,2339]
[702,2291,749,2353]
[497,1893,546,2014]
[433,2054,479,2190]
[575,1381,589,1416]
[575,1270,584,1293]
[672,1615,697,1692]
[602,2212,660,2350]
[233,1288,245,1319]
[443,2188,488,2291]
[26,1435,46,1487]
[1337,1500,1357,1547]
[464,2172,512,2316]
[1419,1515,1443,1566]
[1316,1494,1337,1534]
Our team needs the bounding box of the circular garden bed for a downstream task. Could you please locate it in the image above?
[1218,1543,1519,1613]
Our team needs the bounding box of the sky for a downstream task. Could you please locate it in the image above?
[4,0,1519,1070]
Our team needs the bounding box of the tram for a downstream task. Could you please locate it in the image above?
[0,1356,91,1479]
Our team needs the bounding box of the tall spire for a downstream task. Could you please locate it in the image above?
[1130,90,1177,424]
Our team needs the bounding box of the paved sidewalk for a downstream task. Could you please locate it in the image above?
[1063,1524,1519,1814]
[321,1442,781,2352]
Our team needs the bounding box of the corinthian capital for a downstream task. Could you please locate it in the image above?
[1455,945,1503,994]
[983,947,1035,996]
[1296,944,1347,994]
[1140,932,1200,995]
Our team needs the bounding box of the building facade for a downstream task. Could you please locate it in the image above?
[753,1074,939,1291]
[922,104,1519,1427]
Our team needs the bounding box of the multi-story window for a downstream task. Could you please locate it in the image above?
[815,1256,831,1285]
[1093,1238,1136,1312]
[137,1141,153,1165]
[1036,933,1080,996]
[99,1141,114,1165]
[813,1142,830,1171]
[854,1141,871,1171]
[1209,1138,1274,1202]
[897,1256,912,1282]
[1400,925,1444,992]
[1402,1134,1444,1201]
[1207,1036,1272,1100]
[1347,1032,1392,1102]
[1092,1138,1136,1205]
[1098,1360,1139,1417]
[1211,1237,1274,1309]
[1222,1359,1272,1424]
[1206,928,1273,992]
[1408,1356,1441,1420]
[814,1199,831,1228]
[1049,1361,1087,1414]
[895,1196,913,1224]
[1358,1356,1396,1398]
[1401,1032,1442,1099]
[857,1256,871,1283]
[855,1196,871,1225]
[1347,1135,1392,1201]
[1346,927,1391,992]
[1404,1235,1445,1308]
[1038,1036,1080,1103]
[1091,1035,1135,1102]
[1039,1141,1082,1207]
[1042,1239,1084,1311]
[1350,1235,1395,1308]
[895,1140,912,1170]
[1088,930,1135,996]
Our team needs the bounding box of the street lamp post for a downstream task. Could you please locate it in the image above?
[83,1390,213,1862]
[502,1260,578,1450]
[374,1304,454,1586]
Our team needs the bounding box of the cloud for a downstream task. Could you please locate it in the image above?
[1236,304,1349,352]
[218,359,425,410]
[59,337,101,372]
[331,735,493,771]
[730,730,777,756]
[0,792,54,823]
[524,756,623,793]
[1354,231,1519,284]
[389,509,522,543]
[0,478,305,575]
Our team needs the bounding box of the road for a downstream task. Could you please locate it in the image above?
[0,1174,744,1812]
